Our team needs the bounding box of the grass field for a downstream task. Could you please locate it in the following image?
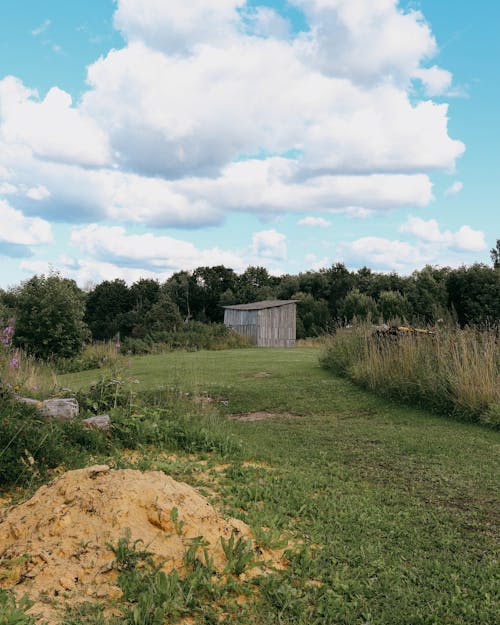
[53,347,500,624]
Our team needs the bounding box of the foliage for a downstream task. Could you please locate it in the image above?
[446,263,500,326]
[0,344,58,398]
[220,533,258,576]
[337,288,378,322]
[84,279,133,341]
[377,289,410,322]
[320,324,500,424]
[121,322,251,355]
[12,273,88,359]
[0,591,34,625]
[54,341,122,374]
[4,347,500,624]
[490,238,500,268]
[0,396,108,487]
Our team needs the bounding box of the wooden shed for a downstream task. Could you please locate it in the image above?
[223,300,297,347]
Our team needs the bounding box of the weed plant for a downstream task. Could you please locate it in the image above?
[54,341,122,374]
[0,590,34,625]
[320,324,500,425]
[0,347,58,399]
[2,348,499,624]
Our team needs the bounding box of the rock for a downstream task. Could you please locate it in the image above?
[17,396,79,421]
[40,398,79,420]
[82,414,110,431]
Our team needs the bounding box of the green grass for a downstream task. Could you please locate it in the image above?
[16,349,500,623]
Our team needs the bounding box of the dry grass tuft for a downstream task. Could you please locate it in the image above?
[321,324,500,426]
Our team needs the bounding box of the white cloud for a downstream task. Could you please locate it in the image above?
[0,199,52,248]
[20,257,172,286]
[0,77,111,167]
[251,229,287,260]
[340,214,486,272]
[298,216,331,227]
[401,215,485,251]
[444,180,463,196]
[294,0,437,85]
[70,224,245,271]
[242,7,291,39]
[113,0,244,54]
[413,65,452,96]
[26,185,50,201]
[339,236,428,272]
[32,19,51,36]
[0,0,466,274]
[450,225,486,252]
[0,182,17,194]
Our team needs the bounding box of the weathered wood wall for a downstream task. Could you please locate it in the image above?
[257,304,296,347]
[223,303,296,347]
[223,308,258,344]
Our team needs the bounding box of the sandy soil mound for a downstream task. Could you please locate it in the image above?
[0,465,278,623]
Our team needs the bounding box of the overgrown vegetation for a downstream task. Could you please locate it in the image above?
[1,260,498,363]
[1,348,499,624]
[320,324,500,426]
[0,386,240,489]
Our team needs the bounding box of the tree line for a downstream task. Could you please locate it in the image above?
[0,249,498,360]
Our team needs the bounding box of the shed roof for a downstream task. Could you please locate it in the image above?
[223,299,297,311]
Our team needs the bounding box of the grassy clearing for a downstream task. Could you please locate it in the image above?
[1,348,499,624]
[320,325,500,426]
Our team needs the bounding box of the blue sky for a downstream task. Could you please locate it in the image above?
[0,0,498,288]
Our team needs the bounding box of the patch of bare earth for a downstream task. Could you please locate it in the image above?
[228,411,302,422]
[0,465,282,624]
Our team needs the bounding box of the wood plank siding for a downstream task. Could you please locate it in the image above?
[223,300,297,347]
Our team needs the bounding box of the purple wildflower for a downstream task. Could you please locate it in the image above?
[1,319,15,347]
[9,356,19,369]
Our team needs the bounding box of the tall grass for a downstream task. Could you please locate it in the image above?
[320,325,500,426]
[0,347,58,398]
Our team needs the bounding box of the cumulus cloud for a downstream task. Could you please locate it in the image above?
[339,236,426,273]
[70,224,244,271]
[20,224,289,285]
[0,77,111,167]
[294,0,438,86]
[1,0,463,226]
[0,199,52,254]
[0,0,469,280]
[26,185,50,201]
[400,215,485,251]
[242,6,291,39]
[298,216,331,227]
[251,229,287,260]
[113,0,244,54]
[20,257,172,286]
[338,214,487,273]
[413,65,452,96]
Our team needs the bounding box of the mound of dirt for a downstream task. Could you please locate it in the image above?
[0,465,279,623]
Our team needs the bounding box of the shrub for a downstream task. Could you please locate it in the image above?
[13,273,89,360]
[0,397,109,487]
[121,322,251,355]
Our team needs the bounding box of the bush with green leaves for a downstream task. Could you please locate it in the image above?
[0,396,110,487]
[121,321,251,355]
[13,273,89,360]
